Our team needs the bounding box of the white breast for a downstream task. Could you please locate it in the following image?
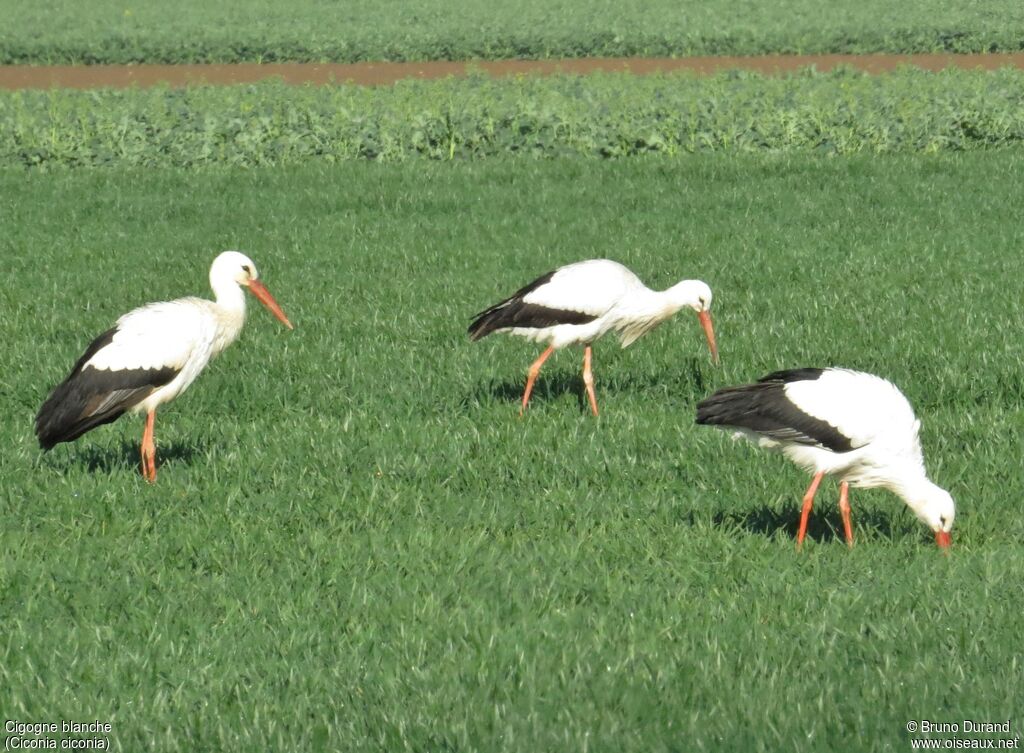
[87,298,230,412]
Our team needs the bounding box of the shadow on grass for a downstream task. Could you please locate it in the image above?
[470,357,712,412]
[478,371,589,412]
[710,504,901,544]
[51,438,207,475]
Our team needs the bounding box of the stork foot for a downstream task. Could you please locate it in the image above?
[140,410,157,483]
[141,449,157,483]
[582,346,598,416]
[520,345,555,415]
[839,481,853,547]
[796,472,824,550]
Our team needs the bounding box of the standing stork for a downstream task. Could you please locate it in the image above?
[35,251,293,482]
[468,259,718,416]
[696,368,954,549]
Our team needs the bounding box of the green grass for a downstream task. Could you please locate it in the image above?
[2,155,1023,751]
[2,0,1024,64]
[4,68,1024,168]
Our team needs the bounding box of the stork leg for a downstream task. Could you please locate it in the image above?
[582,346,598,416]
[838,481,853,547]
[140,409,157,483]
[796,472,824,550]
[521,345,555,416]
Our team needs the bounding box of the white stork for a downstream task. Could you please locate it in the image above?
[35,251,293,482]
[696,368,955,549]
[468,259,718,415]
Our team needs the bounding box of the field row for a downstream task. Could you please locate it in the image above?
[3,68,1024,168]
[3,0,1024,64]
[3,156,1023,751]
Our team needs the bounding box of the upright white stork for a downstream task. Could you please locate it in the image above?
[469,259,718,416]
[35,251,293,482]
[696,368,955,549]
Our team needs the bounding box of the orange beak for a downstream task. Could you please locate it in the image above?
[935,530,952,549]
[697,310,719,365]
[247,279,294,329]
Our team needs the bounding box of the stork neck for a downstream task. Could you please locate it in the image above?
[884,471,935,510]
[644,286,687,319]
[608,287,671,323]
[206,278,248,357]
[211,277,247,317]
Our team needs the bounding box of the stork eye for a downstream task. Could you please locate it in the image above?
[242,265,252,274]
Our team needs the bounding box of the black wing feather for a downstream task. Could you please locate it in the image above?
[468,270,598,341]
[695,369,855,453]
[757,367,829,384]
[35,327,179,450]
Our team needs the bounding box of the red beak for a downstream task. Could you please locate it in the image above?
[247,279,294,329]
[697,310,719,365]
[935,530,952,549]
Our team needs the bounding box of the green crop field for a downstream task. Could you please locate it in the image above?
[3,155,1023,751]
[4,69,1024,169]
[2,0,1024,64]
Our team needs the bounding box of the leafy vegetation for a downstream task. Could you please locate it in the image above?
[2,156,1023,751]
[2,0,1024,64]
[3,68,1024,168]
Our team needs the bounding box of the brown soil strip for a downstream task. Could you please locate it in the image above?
[1,53,1023,90]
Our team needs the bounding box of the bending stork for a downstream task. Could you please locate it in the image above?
[696,368,955,549]
[469,259,718,415]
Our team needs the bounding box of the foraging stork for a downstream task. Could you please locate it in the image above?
[695,368,954,549]
[468,259,718,416]
[35,251,293,482]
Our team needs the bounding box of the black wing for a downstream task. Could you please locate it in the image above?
[468,270,598,341]
[695,368,855,453]
[35,327,179,450]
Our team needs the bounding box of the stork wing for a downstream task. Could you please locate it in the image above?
[35,300,216,449]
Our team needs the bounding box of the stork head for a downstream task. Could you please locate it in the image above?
[667,279,718,365]
[906,480,955,549]
[211,251,294,329]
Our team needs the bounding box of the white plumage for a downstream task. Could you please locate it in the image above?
[697,368,955,548]
[36,251,293,482]
[86,299,224,411]
[469,259,718,415]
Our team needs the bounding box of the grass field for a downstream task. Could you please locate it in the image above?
[5,68,1024,168]
[3,0,1024,64]
[2,155,1023,751]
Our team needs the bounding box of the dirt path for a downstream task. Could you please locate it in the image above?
[1,53,1022,90]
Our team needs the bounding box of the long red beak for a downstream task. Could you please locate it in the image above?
[935,530,952,549]
[697,310,719,365]
[247,279,294,329]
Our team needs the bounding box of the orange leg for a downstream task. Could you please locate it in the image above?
[582,346,598,416]
[796,471,824,550]
[838,481,853,547]
[520,345,555,416]
[140,409,157,483]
